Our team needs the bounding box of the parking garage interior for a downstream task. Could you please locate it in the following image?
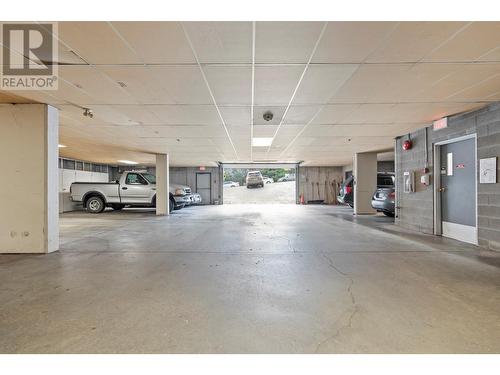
[1,19,500,357]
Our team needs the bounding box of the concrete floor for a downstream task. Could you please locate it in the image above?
[223,180,295,204]
[1,204,500,353]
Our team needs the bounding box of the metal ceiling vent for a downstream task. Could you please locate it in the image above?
[263,111,274,122]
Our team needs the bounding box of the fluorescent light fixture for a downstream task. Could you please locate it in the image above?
[252,137,273,147]
[118,160,138,165]
[58,144,67,148]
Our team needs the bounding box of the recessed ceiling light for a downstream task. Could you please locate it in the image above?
[252,137,273,147]
[58,144,67,148]
[118,160,138,165]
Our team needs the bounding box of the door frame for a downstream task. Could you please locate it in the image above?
[195,172,212,205]
[433,133,478,244]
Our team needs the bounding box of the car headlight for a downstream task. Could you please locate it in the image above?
[175,188,185,196]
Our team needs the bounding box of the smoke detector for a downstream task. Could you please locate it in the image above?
[263,111,274,122]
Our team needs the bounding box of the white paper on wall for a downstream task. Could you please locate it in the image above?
[480,157,497,184]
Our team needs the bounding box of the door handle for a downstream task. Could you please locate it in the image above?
[439,187,446,192]
[122,187,128,190]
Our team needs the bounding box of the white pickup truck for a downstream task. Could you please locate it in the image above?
[70,171,192,213]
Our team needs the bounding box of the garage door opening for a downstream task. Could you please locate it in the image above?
[222,163,297,204]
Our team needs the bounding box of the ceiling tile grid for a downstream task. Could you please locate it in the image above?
[1,21,499,166]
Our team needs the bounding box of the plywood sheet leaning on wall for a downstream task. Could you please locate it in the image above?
[298,167,343,204]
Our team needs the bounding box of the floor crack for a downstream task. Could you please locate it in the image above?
[315,252,359,353]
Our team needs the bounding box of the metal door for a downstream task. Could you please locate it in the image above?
[196,173,211,205]
[439,137,476,244]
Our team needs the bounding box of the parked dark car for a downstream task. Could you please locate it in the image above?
[337,175,354,207]
[337,173,395,214]
[371,174,395,217]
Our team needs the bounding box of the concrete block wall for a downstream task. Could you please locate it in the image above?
[395,128,434,234]
[298,167,343,204]
[396,102,500,250]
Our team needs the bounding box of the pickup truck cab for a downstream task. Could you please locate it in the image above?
[70,171,188,213]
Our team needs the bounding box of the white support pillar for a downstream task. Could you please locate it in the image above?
[354,151,377,215]
[0,104,59,253]
[156,153,170,216]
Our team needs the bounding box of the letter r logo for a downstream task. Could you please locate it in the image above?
[2,24,53,76]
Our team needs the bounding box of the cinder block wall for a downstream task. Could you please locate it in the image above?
[298,167,343,204]
[395,102,500,250]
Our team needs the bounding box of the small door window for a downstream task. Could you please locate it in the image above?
[126,173,148,185]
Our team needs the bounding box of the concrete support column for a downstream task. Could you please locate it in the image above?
[0,104,59,253]
[354,151,377,215]
[156,153,170,216]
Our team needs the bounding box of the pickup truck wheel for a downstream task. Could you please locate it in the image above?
[111,204,124,211]
[87,196,105,213]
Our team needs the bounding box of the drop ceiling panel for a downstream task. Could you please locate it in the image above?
[425,22,500,62]
[253,125,278,137]
[133,138,215,147]
[341,104,398,124]
[59,22,141,64]
[183,22,252,63]
[137,125,226,138]
[254,65,304,105]
[366,22,467,63]
[312,22,397,63]
[59,104,132,126]
[219,106,251,125]
[203,66,252,105]
[293,64,359,104]
[415,64,500,101]
[312,104,360,124]
[283,105,321,125]
[111,22,195,64]
[145,105,221,125]
[96,66,172,104]
[83,105,161,125]
[255,22,324,63]
[48,80,102,106]
[447,72,500,101]
[99,65,214,105]
[59,66,135,104]
[227,124,251,137]
[304,123,424,137]
[328,64,411,103]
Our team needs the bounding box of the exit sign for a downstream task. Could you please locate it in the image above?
[433,117,448,130]
[199,166,206,171]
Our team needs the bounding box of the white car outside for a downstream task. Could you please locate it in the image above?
[224,181,240,188]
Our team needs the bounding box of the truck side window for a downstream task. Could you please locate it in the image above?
[126,173,148,185]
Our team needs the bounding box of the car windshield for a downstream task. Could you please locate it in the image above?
[142,173,156,184]
[248,172,260,176]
